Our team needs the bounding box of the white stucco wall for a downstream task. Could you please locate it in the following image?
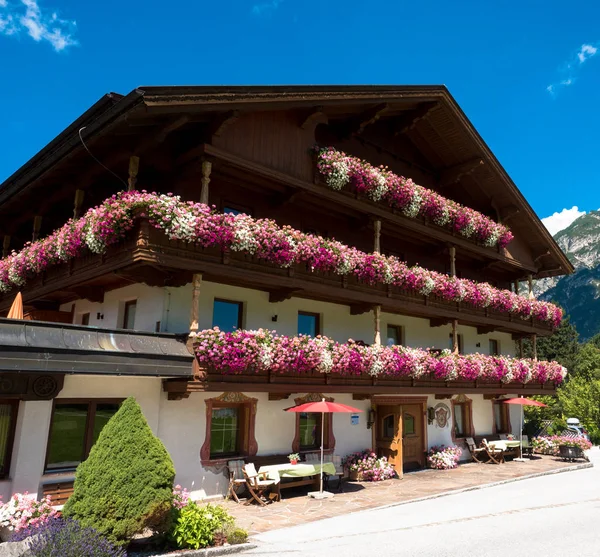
[62,281,516,357]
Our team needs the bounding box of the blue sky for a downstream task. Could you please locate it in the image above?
[1,0,599,234]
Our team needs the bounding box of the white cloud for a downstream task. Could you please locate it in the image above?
[0,0,76,51]
[578,44,597,64]
[547,42,598,96]
[252,0,283,16]
[542,206,586,235]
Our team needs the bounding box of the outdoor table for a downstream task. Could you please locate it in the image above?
[488,439,522,458]
[258,462,337,484]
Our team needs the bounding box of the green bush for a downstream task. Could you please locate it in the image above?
[226,527,249,545]
[63,397,175,545]
[168,502,234,550]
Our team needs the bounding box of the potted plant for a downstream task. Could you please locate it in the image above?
[287,453,300,465]
[342,450,396,481]
[555,436,592,461]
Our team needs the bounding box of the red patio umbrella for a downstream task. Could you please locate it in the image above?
[286,399,362,498]
[503,397,547,460]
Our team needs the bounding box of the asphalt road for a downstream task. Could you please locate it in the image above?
[248,448,600,557]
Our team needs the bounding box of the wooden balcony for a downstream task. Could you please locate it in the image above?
[0,217,555,337]
[163,365,558,399]
[23,309,74,324]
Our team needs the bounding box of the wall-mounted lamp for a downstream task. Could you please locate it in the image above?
[366,408,376,429]
[476,342,481,348]
[427,407,435,425]
[96,313,104,320]
[271,315,278,322]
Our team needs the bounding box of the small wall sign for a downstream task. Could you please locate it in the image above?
[351,414,360,425]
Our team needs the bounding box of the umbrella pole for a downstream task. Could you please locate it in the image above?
[320,410,324,494]
[520,402,524,459]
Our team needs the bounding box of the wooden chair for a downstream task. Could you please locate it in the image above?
[466,437,488,463]
[482,439,505,464]
[243,463,279,506]
[226,459,247,503]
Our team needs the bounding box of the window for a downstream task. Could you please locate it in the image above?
[223,203,253,217]
[494,401,510,434]
[448,333,464,354]
[210,407,241,457]
[45,400,121,473]
[0,401,18,479]
[298,311,320,336]
[452,397,473,439]
[80,313,90,326]
[212,299,243,332]
[489,339,500,356]
[382,414,396,440]
[403,413,415,435]
[298,413,327,450]
[122,300,137,330]
[386,325,404,346]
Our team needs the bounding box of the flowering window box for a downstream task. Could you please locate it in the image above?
[558,445,586,461]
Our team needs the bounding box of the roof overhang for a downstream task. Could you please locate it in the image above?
[0,85,573,278]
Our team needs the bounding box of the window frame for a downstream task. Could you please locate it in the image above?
[122,300,137,330]
[212,298,244,332]
[0,400,19,480]
[493,400,511,434]
[44,398,123,474]
[489,339,500,356]
[451,395,474,441]
[222,202,253,217]
[297,311,321,337]
[386,324,405,346]
[80,313,90,326]
[200,394,258,465]
[297,412,327,451]
[291,394,335,455]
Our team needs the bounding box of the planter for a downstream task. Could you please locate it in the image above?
[289,460,298,465]
[558,445,585,461]
[0,525,13,542]
[349,470,365,481]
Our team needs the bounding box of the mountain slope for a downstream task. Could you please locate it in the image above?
[537,211,600,340]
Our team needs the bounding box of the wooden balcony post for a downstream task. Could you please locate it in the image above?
[73,189,85,219]
[32,216,42,242]
[2,235,10,258]
[532,333,537,361]
[373,219,382,345]
[200,159,212,205]
[128,156,140,191]
[513,280,519,295]
[449,245,456,277]
[189,273,203,335]
[528,274,534,300]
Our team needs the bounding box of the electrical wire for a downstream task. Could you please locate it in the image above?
[78,126,129,188]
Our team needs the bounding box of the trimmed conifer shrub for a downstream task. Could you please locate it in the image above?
[63,397,175,545]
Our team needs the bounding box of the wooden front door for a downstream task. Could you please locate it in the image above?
[375,405,403,471]
[402,404,425,471]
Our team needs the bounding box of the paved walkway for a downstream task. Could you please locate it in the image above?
[224,454,589,535]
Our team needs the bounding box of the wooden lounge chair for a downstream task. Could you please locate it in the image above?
[482,439,505,464]
[226,459,247,503]
[243,463,279,506]
[466,437,488,463]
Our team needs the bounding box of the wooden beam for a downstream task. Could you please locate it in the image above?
[352,394,371,400]
[434,394,453,399]
[73,189,85,219]
[128,156,140,191]
[211,110,240,138]
[477,326,496,335]
[200,159,212,205]
[189,273,202,334]
[337,103,390,138]
[483,394,500,400]
[449,245,456,277]
[439,158,484,189]
[394,102,438,136]
[156,116,190,143]
[32,216,42,242]
[533,250,551,264]
[451,319,459,354]
[430,318,451,328]
[350,303,374,316]
[70,286,105,304]
[300,106,328,130]
[269,288,301,303]
[268,393,291,401]
[2,235,10,258]
[528,274,534,300]
[269,190,305,209]
[498,205,520,223]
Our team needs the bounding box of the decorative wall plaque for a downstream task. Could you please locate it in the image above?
[433,403,450,429]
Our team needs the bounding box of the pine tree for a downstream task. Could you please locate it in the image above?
[63,397,175,545]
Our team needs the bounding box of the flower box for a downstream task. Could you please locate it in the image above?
[349,470,365,481]
[558,445,585,461]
